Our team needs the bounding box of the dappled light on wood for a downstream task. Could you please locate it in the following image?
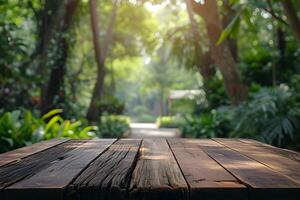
[1,139,300,199]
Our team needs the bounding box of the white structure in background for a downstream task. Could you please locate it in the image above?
[168,90,203,100]
[167,89,204,115]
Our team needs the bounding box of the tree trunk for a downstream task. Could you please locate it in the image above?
[36,0,64,114]
[222,0,238,61]
[86,0,118,121]
[277,27,286,67]
[281,0,300,42]
[42,42,67,114]
[185,0,215,90]
[189,0,247,105]
[40,0,79,114]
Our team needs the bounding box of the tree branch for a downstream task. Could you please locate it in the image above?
[102,0,118,59]
[188,0,206,16]
[263,0,289,26]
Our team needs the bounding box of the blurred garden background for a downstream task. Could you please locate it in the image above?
[1,0,300,152]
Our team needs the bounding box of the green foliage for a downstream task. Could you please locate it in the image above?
[98,95,125,115]
[204,76,228,109]
[1,0,300,153]
[97,115,130,138]
[182,87,300,149]
[180,110,231,138]
[0,109,96,153]
[0,0,39,111]
[231,87,300,147]
[156,116,184,128]
[217,15,241,45]
[0,110,39,152]
[217,4,253,44]
[41,110,97,140]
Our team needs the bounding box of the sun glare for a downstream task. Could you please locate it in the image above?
[144,2,162,13]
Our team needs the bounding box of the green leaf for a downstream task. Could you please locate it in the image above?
[79,126,97,138]
[45,116,62,133]
[42,109,63,120]
[242,8,254,29]
[69,121,82,130]
[217,15,240,45]
[11,110,21,124]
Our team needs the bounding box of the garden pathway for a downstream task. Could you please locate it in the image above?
[129,123,180,138]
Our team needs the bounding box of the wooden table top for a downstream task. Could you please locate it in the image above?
[0,138,300,200]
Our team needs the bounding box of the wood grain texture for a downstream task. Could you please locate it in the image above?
[0,140,85,190]
[1,138,300,200]
[5,139,116,200]
[0,140,86,200]
[214,138,300,184]
[197,139,300,200]
[168,139,247,200]
[239,138,300,163]
[0,138,69,167]
[68,139,142,200]
[129,139,188,200]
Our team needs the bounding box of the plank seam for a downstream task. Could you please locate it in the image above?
[1,140,81,189]
[66,138,119,191]
[166,139,190,200]
[197,139,252,200]
[238,139,300,163]
[212,138,300,185]
[0,139,71,168]
[125,139,143,196]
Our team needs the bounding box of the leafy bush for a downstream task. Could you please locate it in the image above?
[40,109,97,140]
[97,115,130,138]
[181,87,300,149]
[156,116,184,128]
[231,87,300,147]
[180,110,231,138]
[98,95,125,115]
[0,109,97,153]
[137,114,156,123]
[132,105,156,123]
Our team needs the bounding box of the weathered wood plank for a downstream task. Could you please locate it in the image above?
[239,138,300,163]
[0,140,86,200]
[5,139,116,200]
[214,138,300,184]
[168,139,247,200]
[129,139,188,200]
[0,140,85,189]
[68,139,141,200]
[197,139,300,200]
[0,138,69,167]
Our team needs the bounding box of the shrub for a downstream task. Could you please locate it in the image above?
[182,87,300,149]
[97,115,130,138]
[231,87,300,147]
[98,96,125,115]
[0,109,97,153]
[180,110,231,138]
[156,116,184,128]
[41,109,97,140]
[136,114,156,123]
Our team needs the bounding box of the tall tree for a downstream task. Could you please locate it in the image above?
[87,0,118,121]
[33,0,64,114]
[222,0,238,61]
[185,0,215,91]
[189,0,248,105]
[41,0,80,114]
[281,0,300,42]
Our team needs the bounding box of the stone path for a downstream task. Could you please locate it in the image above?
[129,123,180,138]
